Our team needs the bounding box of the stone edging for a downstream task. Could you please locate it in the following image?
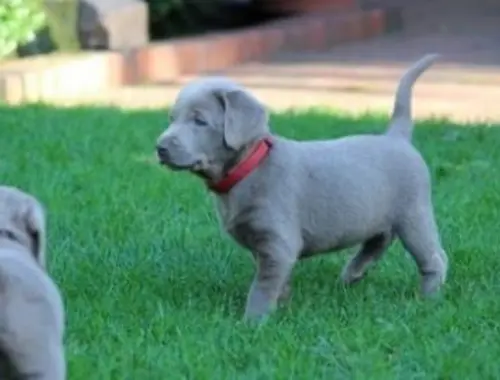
[0,8,396,104]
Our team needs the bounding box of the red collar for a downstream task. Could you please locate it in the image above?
[208,137,273,194]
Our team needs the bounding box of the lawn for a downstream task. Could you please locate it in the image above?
[1,104,500,379]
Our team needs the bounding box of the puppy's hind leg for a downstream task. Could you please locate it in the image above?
[396,206,448,296]
[341,231,394,285]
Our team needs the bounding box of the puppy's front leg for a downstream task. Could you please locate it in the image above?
[244,250,296,321]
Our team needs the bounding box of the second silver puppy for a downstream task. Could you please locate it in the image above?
[0,186,65,379]
[157,54,448,320]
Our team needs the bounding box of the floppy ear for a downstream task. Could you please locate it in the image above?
[24,198,46,268]
[220,89,269,150]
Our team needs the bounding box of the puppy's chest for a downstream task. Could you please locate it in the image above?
[216,200,269,251]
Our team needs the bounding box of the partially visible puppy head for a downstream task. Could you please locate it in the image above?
[0,186,46,268]
[156,77,269,180]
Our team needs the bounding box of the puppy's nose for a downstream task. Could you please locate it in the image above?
[156,145,169,160]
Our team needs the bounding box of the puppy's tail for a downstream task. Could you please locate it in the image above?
[385,53,440,140]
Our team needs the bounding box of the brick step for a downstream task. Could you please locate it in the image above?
[135,9,387,83]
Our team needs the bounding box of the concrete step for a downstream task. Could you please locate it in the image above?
[176,62,500,95]
[54,78,500,124]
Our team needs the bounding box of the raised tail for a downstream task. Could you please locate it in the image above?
[385,53,441,140]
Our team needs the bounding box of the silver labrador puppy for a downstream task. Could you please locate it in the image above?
[156,54,448,320]
[0,186,65,379]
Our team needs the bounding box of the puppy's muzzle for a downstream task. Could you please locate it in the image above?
[156,144,181,168]
[156,137,200,170]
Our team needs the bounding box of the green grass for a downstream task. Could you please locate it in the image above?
[1,104,500,379]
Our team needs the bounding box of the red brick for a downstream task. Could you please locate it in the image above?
[133,47,150,82]
[174,38,208,75]
[205,37,224,71]
[283,20,309,51]
[254,30,268,59]
[135,44,179,83]
[355,13,367,40]
[106,52,126,86]
[361,12,375,39]
[365,9,386,37]
[205,34,240,71]
[303,16,328,50]
[260,26,286,56]
[135,39,208,82]
[203,37,222,72]
[121,50,139,84]
[325,14,349,45]
[222,35,241,66]
[327,12,365,44]
[345,13,365,41]
[236,30,265,61]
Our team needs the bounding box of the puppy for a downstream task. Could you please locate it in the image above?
[156,54,448,320]
[0,186,65,379]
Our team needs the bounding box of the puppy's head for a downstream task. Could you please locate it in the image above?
[156,77,269,180]
[0,186,46,268]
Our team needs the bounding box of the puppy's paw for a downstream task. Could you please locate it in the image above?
[277,283,292,304]
[420,251,448,296]
[340,266,366,285]
[243,313,270,326]
[420,271,446,296]
[243,297,276,323]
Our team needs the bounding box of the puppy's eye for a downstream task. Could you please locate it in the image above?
[194,116,208,126]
